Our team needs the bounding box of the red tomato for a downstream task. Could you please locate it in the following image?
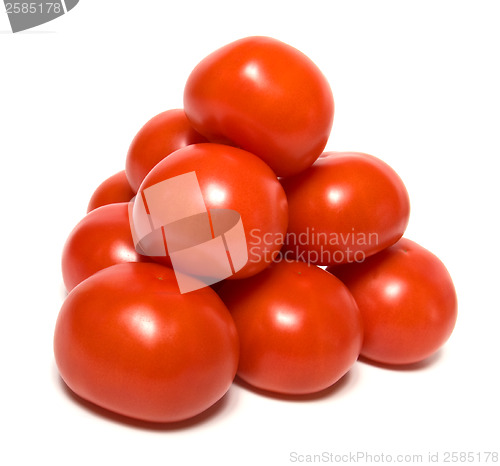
[134,142,288,279]
[87,170,135,213]
[328,238,458,365]
[280,151,410,266]
[125,109,207,192]
[217,260,363,395]
[54,262,239,423]
[62,203,148,292]
[184,36,334,177]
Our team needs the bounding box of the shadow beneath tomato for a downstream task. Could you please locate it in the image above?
[56,374,235,431]
[233,362,360,402]
[358,350,443,371]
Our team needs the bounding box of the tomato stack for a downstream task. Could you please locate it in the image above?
[54,36,457,424]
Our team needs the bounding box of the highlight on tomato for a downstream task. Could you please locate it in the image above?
[328,238,458,365]
[217,260,363,395]
[62,202,148,292]
[54,262,239,423]
[133,142,288,279]
[184,36,334,177]
[281,151,410,266]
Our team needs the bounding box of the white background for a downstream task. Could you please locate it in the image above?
[1,1,499,465]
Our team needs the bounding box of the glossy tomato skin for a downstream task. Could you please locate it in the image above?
[184,36,334,177]
[54,262,239,423]
[328,238,458,365]
[281,151,410,266]
[217,260,363,395]
[125,109,207,192]
[62,203,148,292]
[87,170,135,213]
[135,143,288,279]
